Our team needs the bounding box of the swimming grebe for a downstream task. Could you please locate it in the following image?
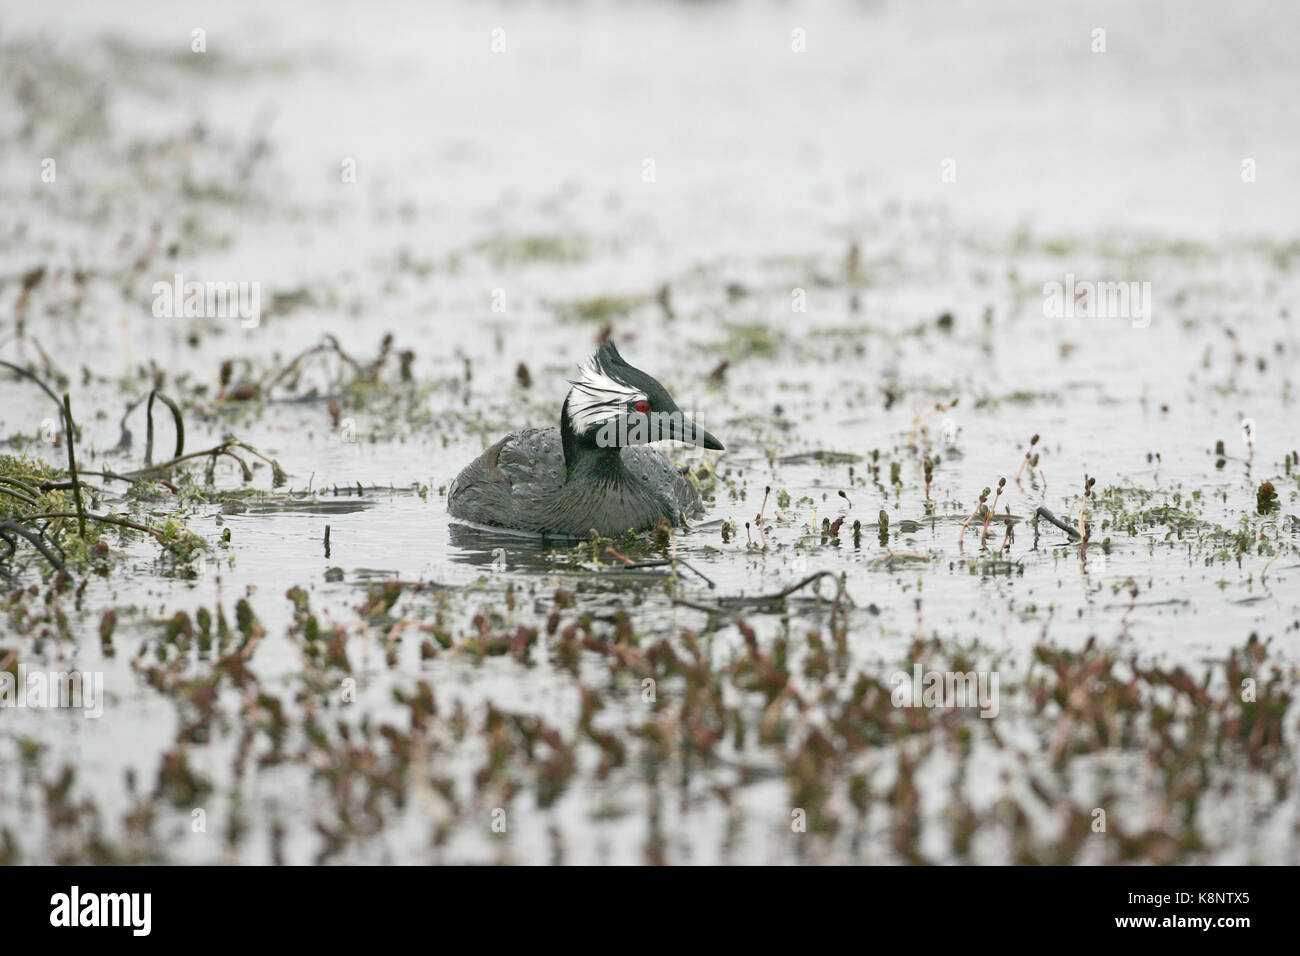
[447,341,723,537]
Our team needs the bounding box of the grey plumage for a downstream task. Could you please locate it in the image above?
[447,426,703,537]
[446,341,722,538]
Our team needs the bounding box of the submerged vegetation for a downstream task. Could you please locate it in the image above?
[5,574,1294,865]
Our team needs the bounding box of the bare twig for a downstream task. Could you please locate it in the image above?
[673,570,850,614]
[62,393,87,539]
[1014,434,1040,486]
[0,520,65,570]
[0,359,66,439]
[1032,506,1082,543]
[959,486,990,550]
[980,477,1006,550]
[0,476,41,506]
[122,438,284,485]
[23,511,169,541]
[259,334,367,394]
[145,389,185,465]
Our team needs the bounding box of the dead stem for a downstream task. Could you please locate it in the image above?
[145,389,185,465]
[1078,474,1096,547]
[1014,434,1040,486]
[0,477,41,506]
[753,485,771,549]
[999,517,1014,554]
[958,486,990,551]
[0,520,65,570]
[259,334,368,394]
[673,570,851,615]
[62,393,87,539]
[24,510,166,540]
[0,359,65,432]
[980,477,1006,550]
[123,438,285,484]
[604,546,634,566]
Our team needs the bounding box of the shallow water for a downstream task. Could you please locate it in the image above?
[1,0,1298,864]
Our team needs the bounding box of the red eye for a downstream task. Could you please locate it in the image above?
[634,400,650,414]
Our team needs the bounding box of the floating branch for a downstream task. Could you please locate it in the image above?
[673,570,851,615]
[1032,506,1082,545]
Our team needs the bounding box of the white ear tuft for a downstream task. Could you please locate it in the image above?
[566,356,645,435]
